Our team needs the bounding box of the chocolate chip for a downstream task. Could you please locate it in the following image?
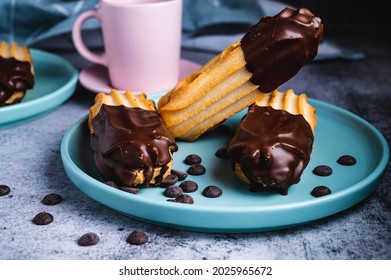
[32,212,53,225]
[0,185,11,196]
[175,194,194,204]
[41,193,63,205]
[168,194,194,204]
[126,230,148,245]
[179,180,198,193]
[77,232,100,246]
[119,186,139,194]
[170,169,188,181]
[312,165,333,176]
[160,174,178,187]
[215,147,230,159]
[311,186,332,197]
[187,164,206,175]
[184,154,202,165]
[105,181,119,189]
[337,155,357,166]
[163,185,183,198]
[202,185,222,198]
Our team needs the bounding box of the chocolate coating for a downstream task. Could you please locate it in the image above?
[228,106,314,195]
[241,7,323,92]
[91,105,178,187]
[0,57,34,106]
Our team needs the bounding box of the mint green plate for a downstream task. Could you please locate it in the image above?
[0,49,78,129]
[61,95,389,232]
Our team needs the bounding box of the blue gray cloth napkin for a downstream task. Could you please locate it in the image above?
[0,0,364,61]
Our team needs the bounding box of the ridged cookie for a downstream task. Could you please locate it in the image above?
[158,7,323,141]
[89,89,178,188]
[228,89,316,195]
[0,41,35,106]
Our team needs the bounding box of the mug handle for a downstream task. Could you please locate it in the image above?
[72,9,107,66]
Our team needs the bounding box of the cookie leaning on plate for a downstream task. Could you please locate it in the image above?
[89,89,178,188]
[228,89,316,195]
[0,41,35,106]
[158,7,323,141]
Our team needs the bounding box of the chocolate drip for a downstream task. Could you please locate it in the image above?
[91,105,178,187]
[241,7,323,92]
[227,106,314,195]
[0,57,34,106]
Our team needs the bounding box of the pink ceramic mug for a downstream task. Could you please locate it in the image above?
[72,0,182,92]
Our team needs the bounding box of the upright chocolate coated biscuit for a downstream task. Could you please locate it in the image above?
[227,89,316,195]
[89,90,178,188]
[0,41,35,106]
[228,105,314,195]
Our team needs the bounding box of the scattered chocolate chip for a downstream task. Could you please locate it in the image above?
[0,185,11,196]
[312,165,333,176]
[77,232,100,246]
[32,212,53,225]
[105,181,119,189]
[311,186,332,197]
[119,186,139,194]
[160,174,179,187]
[337,155,357,166]
[179,180,198,193]
[187,164,206,175]
[170,169,188,181]
[202,185,223,198]
[184,154,202,165]
[215,125,233,136]
[126,230,148,245]
[215,147,230,159]
[163,185,183,198]
[41,193,63,205]
[173,194,194,204]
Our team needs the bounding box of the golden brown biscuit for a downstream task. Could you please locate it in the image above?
[89,89,178,187]
[228,89,316,195]
[0,41,35,106]
[158,7,323,141]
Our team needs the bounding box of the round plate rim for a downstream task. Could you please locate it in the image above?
[60,96,389,232]
[0,48,78,127]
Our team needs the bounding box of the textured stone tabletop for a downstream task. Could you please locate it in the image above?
[1,3,390,260]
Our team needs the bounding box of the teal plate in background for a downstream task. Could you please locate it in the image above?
[0,49,78,129]
[61,96,389,232]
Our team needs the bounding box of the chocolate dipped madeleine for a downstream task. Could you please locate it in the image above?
[158,7,323,141]
[0,41,35,106]
[89,89,178,188]
[227,89,316,195]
